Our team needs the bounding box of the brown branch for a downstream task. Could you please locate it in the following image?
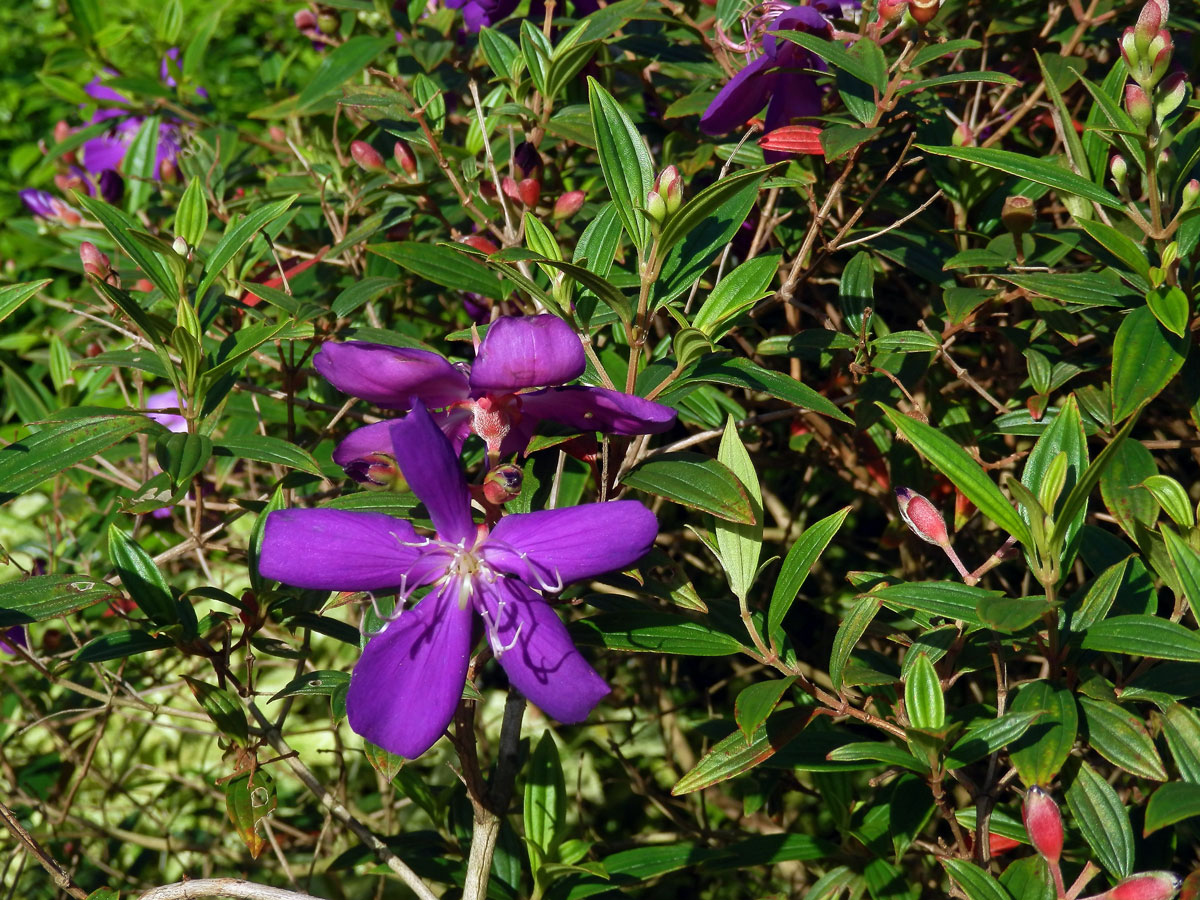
[0,799,88,899]
[136,879,317,900]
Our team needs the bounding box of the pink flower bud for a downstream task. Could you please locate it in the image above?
[1022,786,1063,865]
[517,177,540,208]
[481,464,523,505]
[501,175,522,204]
[1108,872,1183,900]
[1111,154,1129,193]
[1125,83,1153,128]
[294,9,319,30]
[79,241,110,278]
[53,120,72,145]
[952,122,975,147]
[1156,72,1188,120]
[1182,179,1199,211]
[645,190,668,226]
[393,140,417,176]
[877,0,908,23]
[553,190,585,220]
[894,487,950,546]
[159,158,178,184]
[461,234,500,255]
[350,140,385,173]
[908,0,939,25]
[653,165,683,215]
[1136,0,1167,39]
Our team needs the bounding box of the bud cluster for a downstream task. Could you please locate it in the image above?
[646,166,683,230]
[1118,0,1188,132]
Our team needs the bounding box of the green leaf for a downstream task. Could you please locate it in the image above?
[621,452,754,523]
[108,524,177,626]
[525,731,567,867]
[155,432,212,487]
[73,630,173,663]
[84,890,119,900]
[183,676,250,746]
[829,596,880,692]
[735,677,796,742]
[1142,475,1194,528]
[331,277,401,318]
[270,670,352,701]
[369,241,505,300]
[1080,615,1200,662]
[0,575,120,627]
[0,414,152,504]
[0,279,51,326]
[75,194,179,298]
[577,612,745,656]
[123,115,162,213]
[776,30,885,91]
[214,434,324,477]
[979,595,1056,633]
[535,258,632,323]
[225,769,276,859]
[1051,414,1138,550]
[944,711,1044,768]
[894,72,1018,97]
[942,859,1014,900]
[1065,760,1135,877]
[768,506,851,636]
[1145,285,1189,337]
[657,165,773,258]
[1022,397,1088,551]
[692,251,780,339]
[915,144,1124,210]
[872,581,999,628]
[1144,782,1200,835]
[1162,703,1200,783]
[1079,697,1167,780]
[587,77,654,253]
[715,416,762,602]
[904,653,944,730]
[1111,305,1188,422]
[1163,525,1200,623]
[1077,219,1150,281]
[672,708,810,794]
[479,27,522,80]
[879,405,1033,546]
[1035,50,1090,180]
[363,742,404,783]
[1007,681,1077,786]
[297,35,391,111]
[175,178,210,249]
[825,741,928,773]
[197,195,299,300]
[684,357,851,423]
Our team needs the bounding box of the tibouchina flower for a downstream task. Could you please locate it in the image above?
[259,403,658,758]
[0,626,28,655]
[316,315,675,480]
[145,390,188,433]
[701,0,850,161]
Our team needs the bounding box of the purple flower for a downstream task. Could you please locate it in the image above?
[146,390,188,433]
[701,0,849,160]
[259,403,658,758]
[80,67,186,183]
[315,315,676,478]
[19,190,81,225]
[444,0,520,31]
[0,626,28,655]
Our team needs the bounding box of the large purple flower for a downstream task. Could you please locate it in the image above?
[316,315,676,479]
[259,403,657,758]
[701,0,849,161]
[79,64,185,185]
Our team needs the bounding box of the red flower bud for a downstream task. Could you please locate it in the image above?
[1022,786,1063,865]
[1125,83,1153,128]
[79,241,110,278]
[877,0,908,23]
[894,487,950,546]
[462,234,500,255]
[350,140,385,173]
[481,464,523,505]
[553,190,585,220]
[393,139,417,176]
[1108,872,1184,900]
[908,0,939,25]
[517,177,540,208]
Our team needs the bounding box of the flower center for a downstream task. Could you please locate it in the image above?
[469,392,522,458]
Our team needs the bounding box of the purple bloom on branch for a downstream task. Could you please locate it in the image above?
[146,390,188,433]
[316,315,675,478]
[701,0,850,161]
[259,403,658,758]
[0,626,28,655]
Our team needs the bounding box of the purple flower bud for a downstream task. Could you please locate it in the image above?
[512,141,542,181]
[481,464,523,505]
[553,190,585,220]
[1022,786,1063,865]
[351,140,386,173]
[1107,872,1184,900]
[1125,83,1153,128]
[98,169,124,204]
[393,140,417,176]
[345,451,408,491]
[894,487,949,546]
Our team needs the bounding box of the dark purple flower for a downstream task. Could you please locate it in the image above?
[0,626,28,655]
[701,0,850,161]
[259,403,658,758]
[315,315,676,478]
[444,0,521,31]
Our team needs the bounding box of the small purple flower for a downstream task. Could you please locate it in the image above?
[259,403,658,758]
[316,315,676,478]
[0,626,28,655]
[701,0,850,161]
[146,390,188,433]
[20,190,81,224]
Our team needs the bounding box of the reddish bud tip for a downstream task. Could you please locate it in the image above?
[350,140,386,173]
[1108,872,1184,900]
[1022,786,1064,865]
[653,165,684,215]
[553,189,585,220]
[1125,83,1153,128]
[894,487,950,546]
[79,241,109,275]
[952,122,975,147]
[461,234,500,255]
[877,0,908,23]
[393,139,417,176]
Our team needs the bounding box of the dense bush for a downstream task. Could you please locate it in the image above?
[1,0,1199,898]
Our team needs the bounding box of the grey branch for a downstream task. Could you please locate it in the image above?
[137,879,317,900]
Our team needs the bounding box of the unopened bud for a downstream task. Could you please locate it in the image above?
[512,141,542,181]
[172,236,189,257]
[79,241,110,278]
[1147,30,1173,85]
[294,9,318,30]
[462,234,500,255]
[894,487,949,546]
[53,120,72,145]
[553,190,585,220]
[1107,872,1184,900]
[517,177,540,208]
[55,200,82,227]
[653,165,683,216]
[54,171,86,194]
[393,139,417,176]
[645,190,668,227]
[1022,786,1063,865]
[345,452,407,491]
[952,122,975,147]
[1001,195,1036,234]
[501,175,521,204]
[481,464,523,505]
[1111,155,1129,195]
[1182,179,1199,212]
[877,0,908,23]
[908,0,939,25]
[1156,72,1188,121]
[317,12,340,34]
[1135,0,1167,41]
[1120,28,1140,72]
[1126,83,1153,129]
[159,158,177,184]
[350,140,385,173]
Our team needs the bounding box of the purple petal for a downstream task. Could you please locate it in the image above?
[478,579,609,722]
[154,123,182,179]
[763,6,832,58]
[85,72,130,106]
[700,54,779,136]
[146,389,188,433]
[469,315,586,392]
[0,626,28,655]
[519,386,676,437]
[20,190,58,218]
[83,132,130,175]
[332,422,393,468]
[390,405,475,545]
[763,71,824,162]
[259,508,429,591]
[314,342,470,410]
[483,500,658,584]
[346,583,474,758]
